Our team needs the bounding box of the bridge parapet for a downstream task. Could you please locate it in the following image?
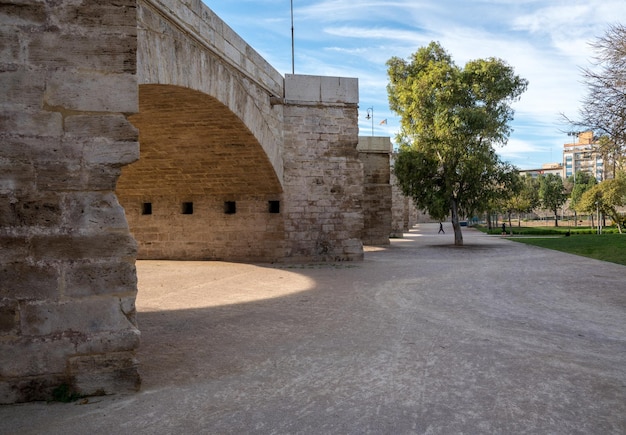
[140,0,283,97]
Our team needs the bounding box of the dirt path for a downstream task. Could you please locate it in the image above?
[2,224,625,434]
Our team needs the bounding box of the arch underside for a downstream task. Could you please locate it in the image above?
[117,84,285,261]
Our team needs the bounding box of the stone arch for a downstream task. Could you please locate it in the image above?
[136,0,284,186]
[116,84,286,261]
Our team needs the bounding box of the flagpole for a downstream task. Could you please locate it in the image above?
[290,0,295,74]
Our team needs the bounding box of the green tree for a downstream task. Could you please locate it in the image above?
[538,174,568,226]
[505,174,540,227]
[579,172,626,233]
[387,42,528,245]
[568,172,597,224]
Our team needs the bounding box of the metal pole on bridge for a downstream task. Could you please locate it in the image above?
[291,0,295,74]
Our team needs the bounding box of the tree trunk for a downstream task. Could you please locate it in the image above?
[450,199,463,246]
[554,209,559,227]
[508,212,513,235]
[486,212,492,230]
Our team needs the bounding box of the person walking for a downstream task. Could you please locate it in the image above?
[438,222,445,234]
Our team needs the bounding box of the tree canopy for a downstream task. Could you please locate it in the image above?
[569,24,626,176]
[579,172,626,233]
[567,171,597,215]
[387,41,528,245]
[503,174,540,226]
[538,174,568,226]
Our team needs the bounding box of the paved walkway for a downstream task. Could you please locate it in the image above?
[2,223,625,434]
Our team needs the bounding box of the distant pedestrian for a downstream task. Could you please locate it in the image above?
[438,222,445,234]
[501,223,506,235]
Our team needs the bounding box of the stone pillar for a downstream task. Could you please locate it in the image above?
[390,154,419,236]
[282,74,363,261]
[358,137,392,245]
[0,0,140,403]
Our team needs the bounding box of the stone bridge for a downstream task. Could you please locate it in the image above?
[0,0,412,403]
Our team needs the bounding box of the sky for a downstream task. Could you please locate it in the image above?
[205,1,625,170]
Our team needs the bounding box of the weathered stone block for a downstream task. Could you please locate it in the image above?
[63,260,136,298]
[0,134,77,163]
[29,232,137,261]
[285,74,358,104]
[0,373,69,404]
[52,0,138,30]
[0,161,36,195]
[0,261,59,301]
[0,67,46,109]
[0,235,29,263]
[0,300,18,334]
[63,192,132,232]
[28,32,136,73]
[0,335,73,378]
[75,328,140,356]
[65,114,138,142]
[35,164,123,192]
[0,27,21,63]
[84,165,123,191]
[33,161,82,192]
[0,1,47,27]
[0,194,62,228]
[70,351,140,396]
[45,71,137,113]
[82,138,140,166]
[0,110,62,137]
[20,298,135,336]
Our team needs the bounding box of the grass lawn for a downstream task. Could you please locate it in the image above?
[479,225,620,236]
[511,234,626,266]
[475,225,626,266]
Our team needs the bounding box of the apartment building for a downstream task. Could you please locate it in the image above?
[563,131,605,181]
[518,162,564,178]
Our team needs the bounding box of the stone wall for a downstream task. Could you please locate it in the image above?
[116,85,286,262]
[390,155,418,236]
[0,0,141,403]
[136,0,285,184]
[121,193,285,261]
[358,137,392,245]
[0,0,369,404]
[283,75,364,261]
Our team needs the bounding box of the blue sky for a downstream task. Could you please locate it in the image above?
[205,1,625,170]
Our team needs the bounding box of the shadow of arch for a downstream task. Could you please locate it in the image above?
[117,84,285,261]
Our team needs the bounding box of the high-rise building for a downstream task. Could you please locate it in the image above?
[563,131,604,181]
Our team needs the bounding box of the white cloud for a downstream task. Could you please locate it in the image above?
[204,0,625,168]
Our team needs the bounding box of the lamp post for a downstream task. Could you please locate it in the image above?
[290,0,294,74]
[365,107,374,136]
[567,131,581,183]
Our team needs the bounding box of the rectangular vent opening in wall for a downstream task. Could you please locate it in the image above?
[182,202,194,214]
[224,201,236,214]
[268,200,280,214]
[142,202,152,215]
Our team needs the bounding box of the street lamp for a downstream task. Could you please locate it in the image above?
[365,107,374,136]
[290,0,294,74]
[567,131,581,183]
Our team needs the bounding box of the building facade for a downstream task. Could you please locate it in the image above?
[563,131,605,181]
[518,163,564,179]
